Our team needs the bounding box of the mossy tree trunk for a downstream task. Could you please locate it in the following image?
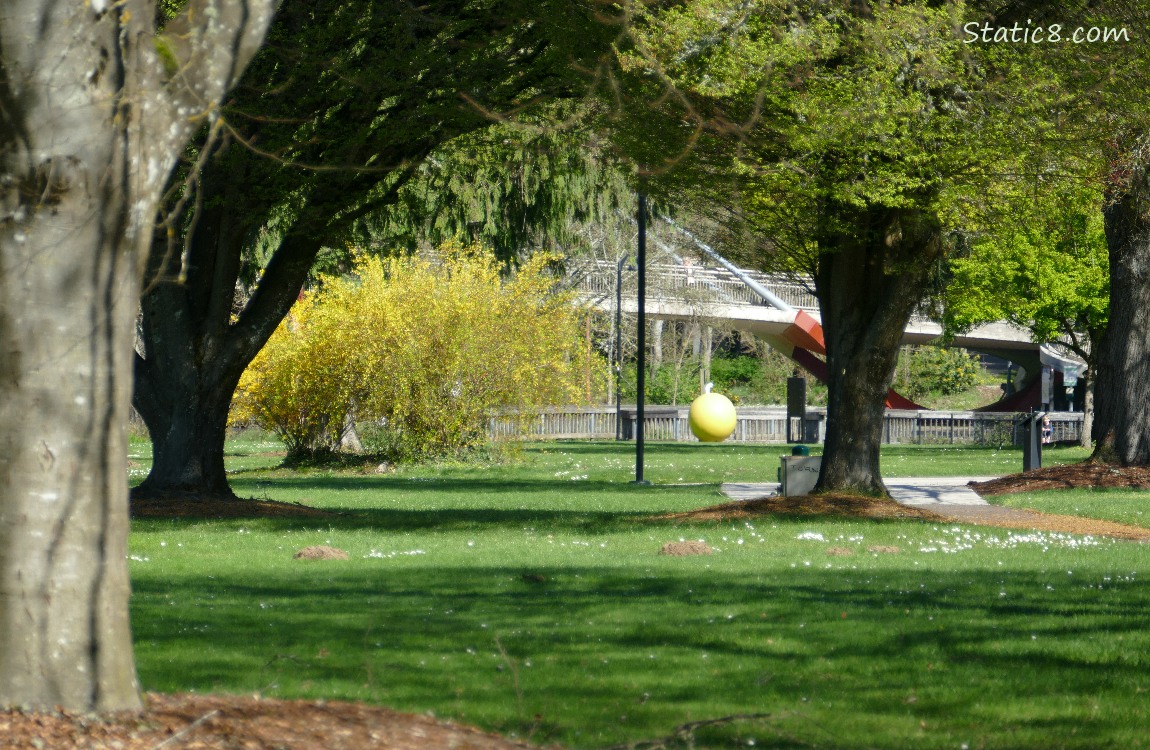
[814,205,943,496]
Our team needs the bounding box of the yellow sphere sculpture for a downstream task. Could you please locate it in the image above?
[688,386,737,442]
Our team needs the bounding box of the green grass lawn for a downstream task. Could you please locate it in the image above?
[128,436,1150,748]
[997,488,1150,530]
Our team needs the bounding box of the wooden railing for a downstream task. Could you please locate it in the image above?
[489,406,1084,446]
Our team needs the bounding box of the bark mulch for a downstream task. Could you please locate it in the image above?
[970,461,1150,495]
[0,693,542,750]
[655,493,947,523]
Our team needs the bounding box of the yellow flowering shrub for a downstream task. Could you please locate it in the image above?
[232,244,603,461]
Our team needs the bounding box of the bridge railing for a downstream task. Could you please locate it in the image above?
[570,260,945,323]
[489,406,1084,446]
[572,260,820,311]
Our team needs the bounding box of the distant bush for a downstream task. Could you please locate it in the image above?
[620,360,703,405]
[710,356,761,389]
[232,244,603,462]
[897,346,981,399]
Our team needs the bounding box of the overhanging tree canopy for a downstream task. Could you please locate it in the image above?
[133,0,620,500]
[611,0,1040,494]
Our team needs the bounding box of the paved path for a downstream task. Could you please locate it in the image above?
[720,476,999,507]
[719,477,1150,540]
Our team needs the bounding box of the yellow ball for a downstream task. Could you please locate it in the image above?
[688,392,737,442]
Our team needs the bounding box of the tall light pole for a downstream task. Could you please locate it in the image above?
[635,193,649,484]
[615,255,626,441]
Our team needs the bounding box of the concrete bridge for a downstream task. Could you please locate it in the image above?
[571,254,1079,411]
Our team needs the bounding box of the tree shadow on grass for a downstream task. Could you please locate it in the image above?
[133,473,726,533]
[130,563,1150,748]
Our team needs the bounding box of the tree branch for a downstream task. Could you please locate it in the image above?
[159,0,277,112]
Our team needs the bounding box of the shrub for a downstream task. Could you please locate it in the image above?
[232,244,602,462]
[710,355,763,390]
[229,289,368,460]
[897,346,981,399]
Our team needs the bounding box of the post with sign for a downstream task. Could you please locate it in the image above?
[786,375,807,443]
[1063,365,1079,412]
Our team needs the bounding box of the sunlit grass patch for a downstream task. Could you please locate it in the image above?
[997,488,1150,529]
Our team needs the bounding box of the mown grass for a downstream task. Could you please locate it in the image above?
[128,436,1150,748]
[997,488,1150,530]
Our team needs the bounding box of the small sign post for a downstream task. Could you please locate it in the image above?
[786,376,806,443]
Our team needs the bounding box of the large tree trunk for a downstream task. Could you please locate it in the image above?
[814,207,942,495]
[0,0,273,713]
[133,166,323,498]
[1093,159,1150,464]
[133,361,241,499]
[0,129,142,714]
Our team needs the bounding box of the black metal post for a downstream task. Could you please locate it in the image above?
[635,194,648,484]
[615,255,625,441]
[1023,410,1043,472]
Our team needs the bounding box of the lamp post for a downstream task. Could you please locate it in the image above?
[634,193,649,484]
[615,254,626,440]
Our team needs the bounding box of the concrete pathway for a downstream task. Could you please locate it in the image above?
[720,477,1150,539]
[720,476,999,507]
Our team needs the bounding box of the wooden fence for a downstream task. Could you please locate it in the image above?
[489,406,1084,446]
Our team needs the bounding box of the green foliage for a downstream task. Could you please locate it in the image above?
[612,1,1027,261]
[708,355,760,390]
[944,181,1109,362]
[711,352,829,406]
[232,245,603,462]
[620,350,833,406]
[619,361,703,405]
[367,115,635,262]
[895,346,982,400]
[177,0,621,289]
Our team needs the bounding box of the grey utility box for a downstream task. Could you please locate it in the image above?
[780,455,822,496]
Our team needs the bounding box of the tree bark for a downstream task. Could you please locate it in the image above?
[1079,368,1094,449]
[0,0,273,713]
[814,206,943,496]
[1092,158,1150,464]
[0,131,142,715]
[132,157,323,499]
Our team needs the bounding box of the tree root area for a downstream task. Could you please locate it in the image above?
[0,692,538,750]
[970,461,1150,495]
[656,493,947,523]
[659,463,1150,541]
[130,493,336,519]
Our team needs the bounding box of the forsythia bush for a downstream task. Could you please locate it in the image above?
[232,244,601,461]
